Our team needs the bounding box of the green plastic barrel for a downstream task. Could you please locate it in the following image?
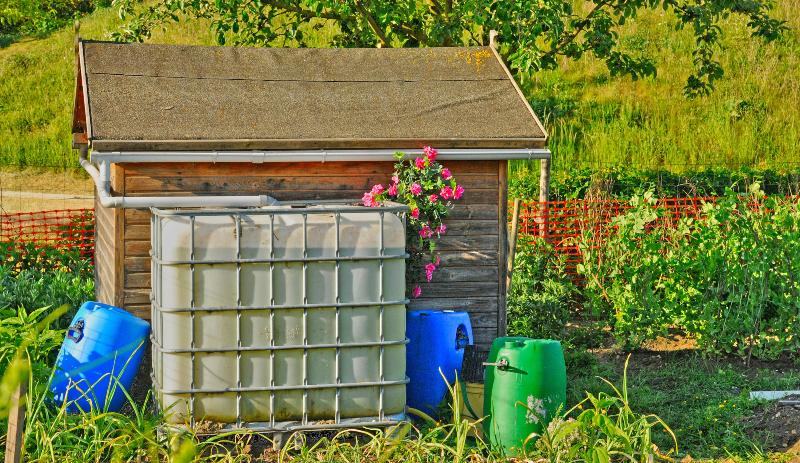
[482,337,566,456]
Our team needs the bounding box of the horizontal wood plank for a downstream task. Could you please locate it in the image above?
[125,174,496,193]
[409,281,497,298]
[123,289,150,305]
[437,235,498,251]
[124,256,151,272]
[121,160,499,178]
[427,266,498,283]
[125,272,150,289]
[438,250,498,266]
[406,297,497,312]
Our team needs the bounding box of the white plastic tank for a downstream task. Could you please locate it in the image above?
[150,202,407,428]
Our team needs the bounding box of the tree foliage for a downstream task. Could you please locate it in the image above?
[112,0,787,96]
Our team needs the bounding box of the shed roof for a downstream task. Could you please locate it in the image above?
[73,41,547,152]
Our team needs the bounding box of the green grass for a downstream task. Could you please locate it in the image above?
[2,2,799,172]
[566,350,800,459]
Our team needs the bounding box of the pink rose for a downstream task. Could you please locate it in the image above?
[424,262,436,282]
[453,184,465,200]
[439,186,453,200]
[419,224,433,239]
[429,194,439,203]
[436,223,446,235]
[370,184,384,195]
[392,174,400,184]
[441,168,452,180]
[435,255,441,266]
[410,183,422,196]
[362,192,378,207]
[412,285,422,298]
[410,208,420,219]
[415,157,427,169]
[387,183,398,196]
[423,146,438,162]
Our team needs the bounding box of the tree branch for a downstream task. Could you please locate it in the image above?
[391,22,430,46]
[540,0,614,60]
[267,0,346,21]
[353,0,389,46]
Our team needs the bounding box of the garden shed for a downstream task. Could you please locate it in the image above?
[72,40,549,379]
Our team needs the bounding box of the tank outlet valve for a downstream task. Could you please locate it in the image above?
[483,358,509,370]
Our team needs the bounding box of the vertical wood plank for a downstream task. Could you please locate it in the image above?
[113,163,126,307]
[506,198,521,296]
[497,160,508,338]
[539,158,551,237]
[4,381,27,463]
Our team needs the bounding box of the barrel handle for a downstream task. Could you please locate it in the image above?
[482,358,509,370]
[67,320,85,343]
[455,324,470,350]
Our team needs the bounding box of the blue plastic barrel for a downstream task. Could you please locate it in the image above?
[406,310,473,417]
[50,301,150,413]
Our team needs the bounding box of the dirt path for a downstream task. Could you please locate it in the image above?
[0,168,94,213]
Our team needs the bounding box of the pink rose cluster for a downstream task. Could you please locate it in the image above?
[360,146,466,299]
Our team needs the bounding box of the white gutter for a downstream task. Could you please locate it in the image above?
[79,147,279,209]
[90,148,551,164]
[81,147,550,209]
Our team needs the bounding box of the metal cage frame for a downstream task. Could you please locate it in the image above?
[150,200,410,433]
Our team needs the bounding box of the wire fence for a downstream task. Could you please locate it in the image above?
[514,197,716,274]
[0,196,780,273]
[0,208,95,258]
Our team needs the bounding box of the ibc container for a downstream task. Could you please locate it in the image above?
[150,201,408,431]
[50,301,150,413]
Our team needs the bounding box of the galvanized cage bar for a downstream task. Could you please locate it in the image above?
[150,201,409,433]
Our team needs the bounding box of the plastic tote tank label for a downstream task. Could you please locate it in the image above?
[150,202,408,430]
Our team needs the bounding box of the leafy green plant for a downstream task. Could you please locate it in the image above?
[507,239,577,341]
[576,187,800,359]
[0,244,94,318]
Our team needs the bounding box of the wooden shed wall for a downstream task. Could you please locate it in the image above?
[94,160,507,379]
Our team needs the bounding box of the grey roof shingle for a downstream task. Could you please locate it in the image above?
[76,41,547,151]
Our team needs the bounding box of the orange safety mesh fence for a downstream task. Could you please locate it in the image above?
[513,197,715,274]
[0,209,94,258]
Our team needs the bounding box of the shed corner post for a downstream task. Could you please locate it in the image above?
[538,158,551,237]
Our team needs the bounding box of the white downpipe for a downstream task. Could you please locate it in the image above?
[79,147,279,209]
[91,148,551,164]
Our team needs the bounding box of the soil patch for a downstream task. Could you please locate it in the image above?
[745,395,800,452]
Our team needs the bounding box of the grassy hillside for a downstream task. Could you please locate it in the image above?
[513,0,800,175]
[0,2,798,172]
[0,8,217,169]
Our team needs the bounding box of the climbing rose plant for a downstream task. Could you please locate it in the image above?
[362,146,464,298]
